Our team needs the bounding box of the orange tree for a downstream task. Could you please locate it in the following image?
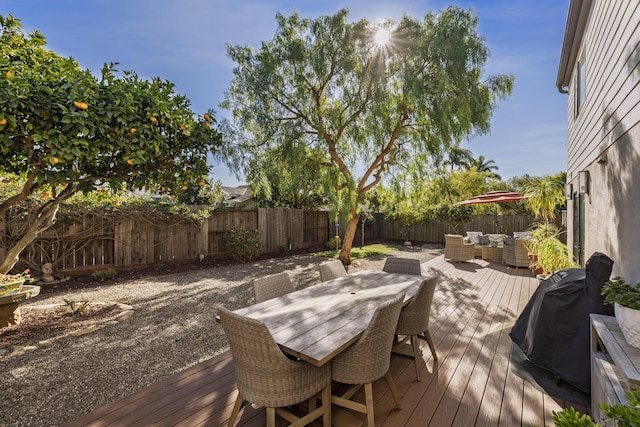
[0,15,224,273]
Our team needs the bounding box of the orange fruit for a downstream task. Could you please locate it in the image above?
[170,194,176,199]
[73,101,88,110]
[181,185,187,190]
[205,122,211,128]
[183,162,189,167]
[0,118,6,125]
[203,113,210,120]
[150,116,157,123]
[5,71,13,78]
[199,181,205,186]
[179,124,186,131]
[52,157,59,164]
[126,159,134,165]
[130,127,136,134]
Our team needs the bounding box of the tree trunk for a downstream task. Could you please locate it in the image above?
[338,212,359,265]
[0,183,77,274]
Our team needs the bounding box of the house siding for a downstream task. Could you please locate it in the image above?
[564,0,640,282]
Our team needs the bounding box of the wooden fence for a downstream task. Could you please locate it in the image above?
[2,207,542,276]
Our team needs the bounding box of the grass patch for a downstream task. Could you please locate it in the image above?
[314,243,397,259]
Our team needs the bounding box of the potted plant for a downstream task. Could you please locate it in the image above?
[524,224,579,277]
[523,176,570,276]
[551,390,640,426]
[601,276,640,349]
[0,269,30,296]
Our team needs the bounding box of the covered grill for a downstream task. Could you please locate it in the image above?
[509,252,614,393]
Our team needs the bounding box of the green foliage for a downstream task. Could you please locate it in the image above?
[0,14,224,273]
[326,236,340,251]
[524,175,566,225]
[224,226,261,262]
[63,298,89,316]
[91,268,117,281]
[551,407,596,427]
[602,277,640,310]
[176,177,225,207]
[247,143,327,209]
[428,204,473,234]
[549,390,640,426]
[221,7,513,262]
[602,390,640,426]
[525,224,579,275]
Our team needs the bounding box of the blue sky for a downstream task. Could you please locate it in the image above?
[2,0,569,186]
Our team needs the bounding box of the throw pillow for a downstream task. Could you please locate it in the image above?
[466,231,483,245]
[478,235,490,245]
[504,236,516,246]
[487,233,505,246]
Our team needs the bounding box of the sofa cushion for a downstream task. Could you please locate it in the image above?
[486,233,505,246]
[504,236,516,246]
[513,231,531,239]
[466,231,483,244]
[478,235,490,245]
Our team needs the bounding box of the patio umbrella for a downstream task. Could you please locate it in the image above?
[457,190,529,234]
[457,190,529,205]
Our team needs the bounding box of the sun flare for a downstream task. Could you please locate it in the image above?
[374,27,391,47]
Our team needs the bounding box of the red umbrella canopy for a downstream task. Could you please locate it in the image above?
[457,190,529,205]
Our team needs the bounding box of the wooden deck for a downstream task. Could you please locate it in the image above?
[64,255,587,427]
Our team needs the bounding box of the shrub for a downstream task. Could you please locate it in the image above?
[63,298,90,316]
[225,227,261,262]
[92,268,117,281]
[327,236,340,250]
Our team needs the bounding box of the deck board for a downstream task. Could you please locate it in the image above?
[64,255,586,427]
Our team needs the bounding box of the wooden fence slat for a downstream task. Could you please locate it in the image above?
[2,207,548,276]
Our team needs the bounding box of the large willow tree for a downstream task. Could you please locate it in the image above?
[222,7,513,264]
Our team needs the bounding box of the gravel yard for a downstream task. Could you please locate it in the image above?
[0,244,442,427]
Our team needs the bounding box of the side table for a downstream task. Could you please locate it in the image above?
[481,246,503,262]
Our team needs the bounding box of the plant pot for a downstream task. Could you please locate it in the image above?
[615,303,640,349]
[0,279,25,296]
[527,253,544,275]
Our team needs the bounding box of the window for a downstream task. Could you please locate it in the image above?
[577,59,586,114]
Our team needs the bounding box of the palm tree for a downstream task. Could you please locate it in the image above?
[443,147,473,171]
[470,155,501,180]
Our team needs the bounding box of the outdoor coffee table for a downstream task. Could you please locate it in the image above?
[482,245,504,262]
[232,270,426,367]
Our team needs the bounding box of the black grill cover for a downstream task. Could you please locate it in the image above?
[509,252,614,393]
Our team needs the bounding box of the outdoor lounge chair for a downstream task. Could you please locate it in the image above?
[218,306,332,427]
[393,274,439,381]
[252,272,295,303]
[503,238,530,268]
[444,234,475,263]
[382,257,422,275]
[331,293,404,427]
[318,259,348,282]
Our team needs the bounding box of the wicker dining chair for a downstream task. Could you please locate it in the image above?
[252,272,295,303]
[382,257,422,275]
[393,274,440,381]
[318,259,348,282]
[331,293,405,427]
[218,306,332,427]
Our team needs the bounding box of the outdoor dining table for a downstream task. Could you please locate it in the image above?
[232,269,426,367]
